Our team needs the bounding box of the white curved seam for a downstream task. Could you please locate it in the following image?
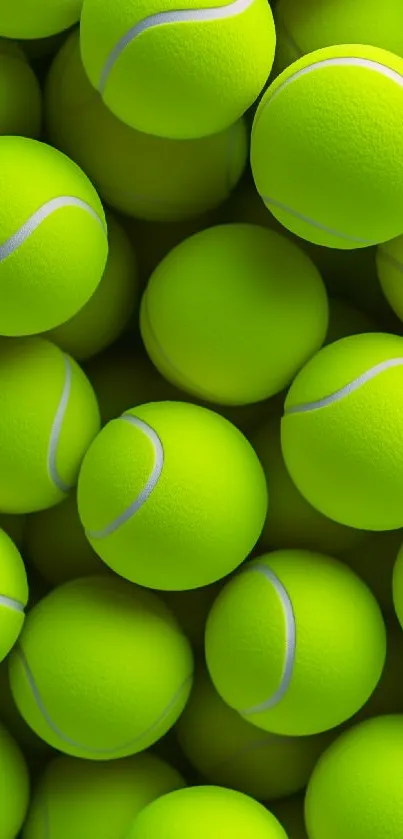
[259,194,373,244]
[0,197,105,262]
[16,645,193,755]
[86,414,164,540]
[0,594,24,613]
[47,354,73,494]
[285,357,403,415]
[99,0,254,92]
[240,564,296,716]
[378,249,403,275]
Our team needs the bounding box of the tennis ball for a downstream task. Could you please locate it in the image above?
[141,224,328,405]
[78,401,268,590]
[0,337,100,513]
[376,234,403,323]
[23,752,185,839]
[45,214,138,361]
[0,39,41,137]
[251,44,403,249]
[205,550,386,736]
[281,332,403,530]
[125,786,288,839]
[274,0,403,74]
[9,575,194,758]
[341,529,402,616]
[0,0,81,38]
[251,417,363,554]
[0,135,108,336]
[46,32,248,221]
[0,660,51,754]
[25,492,107,586]
[0,721,29,839]
[305,715,403,839]
[0,513,26,549]
[350,618,403,723]
[0,529,28,662]
[392,541,403,629]
[176,667,332,801]
[79,0,276,139]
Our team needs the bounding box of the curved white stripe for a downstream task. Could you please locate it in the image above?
[47,354,73,494]
[240,563,296,716]
[86,414,164,540]
[260,194,373,244]
[16,645,192,755]
[99,0,254,92]
[0,594,24,613]
[0,197,105,262]
[285,357,403,415]
[377,249,403,275]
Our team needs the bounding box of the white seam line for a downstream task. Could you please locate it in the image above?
[47,354,73,494]
[240,563,296,716]
[16,646,193,755]
[0,594,24,613]
[285,357,403,415]
[377,249,403,275]
[85,414,164,540]
[0,197,105,262]
[259,194,373,244]
[99,0,254,93]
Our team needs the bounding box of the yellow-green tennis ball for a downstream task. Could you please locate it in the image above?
[350,618,403,723]
[0,529,28,662]
[45,214,138,361]
[0,39,42,137]
[126,786,288,839]
[205,550,386,736]
[251,417,363,554]
[9,575,194,759]
[0,660,51,755]
[23,752,185,839]
[141,224,328,405]
[46,32,248,221]
[0,135,108,336]
[392,541,403,629]
[78,401,268,590]
[0,0,81,38]
[25,492,107,587]
[79,0,276,140]
[281,332,403,530]
[0,721,29,839]
[274,0,403,75]
[376,234,403,323]
[177,667,332,801]
[305,715,403,839]
[251,44,403,249]
[0,337,100,513]
[341,530,402,616]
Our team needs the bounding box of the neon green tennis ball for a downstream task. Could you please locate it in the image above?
[0,721,29,839]
[205,550,386,736]
[274,0,403,74]
[46,32,248,221]
[23,752,185,839]
[0,0,81,38]
[0,39,41,137]
[0,337,100,513]
[376,234,403,323]
[281,332,403,530]
[45,214,139,361]
[79,0,276,139]
[305,716,403,839]
[0,529,28,663]
[126,786,288,839]
[140,224,328,405]
[177,667,332,801]
[77,401,268,590]
[251,44,403,249]
[0,135,107,336]
[9,576,194,759]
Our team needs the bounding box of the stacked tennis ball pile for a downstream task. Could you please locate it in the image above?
[1,0,403,837]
